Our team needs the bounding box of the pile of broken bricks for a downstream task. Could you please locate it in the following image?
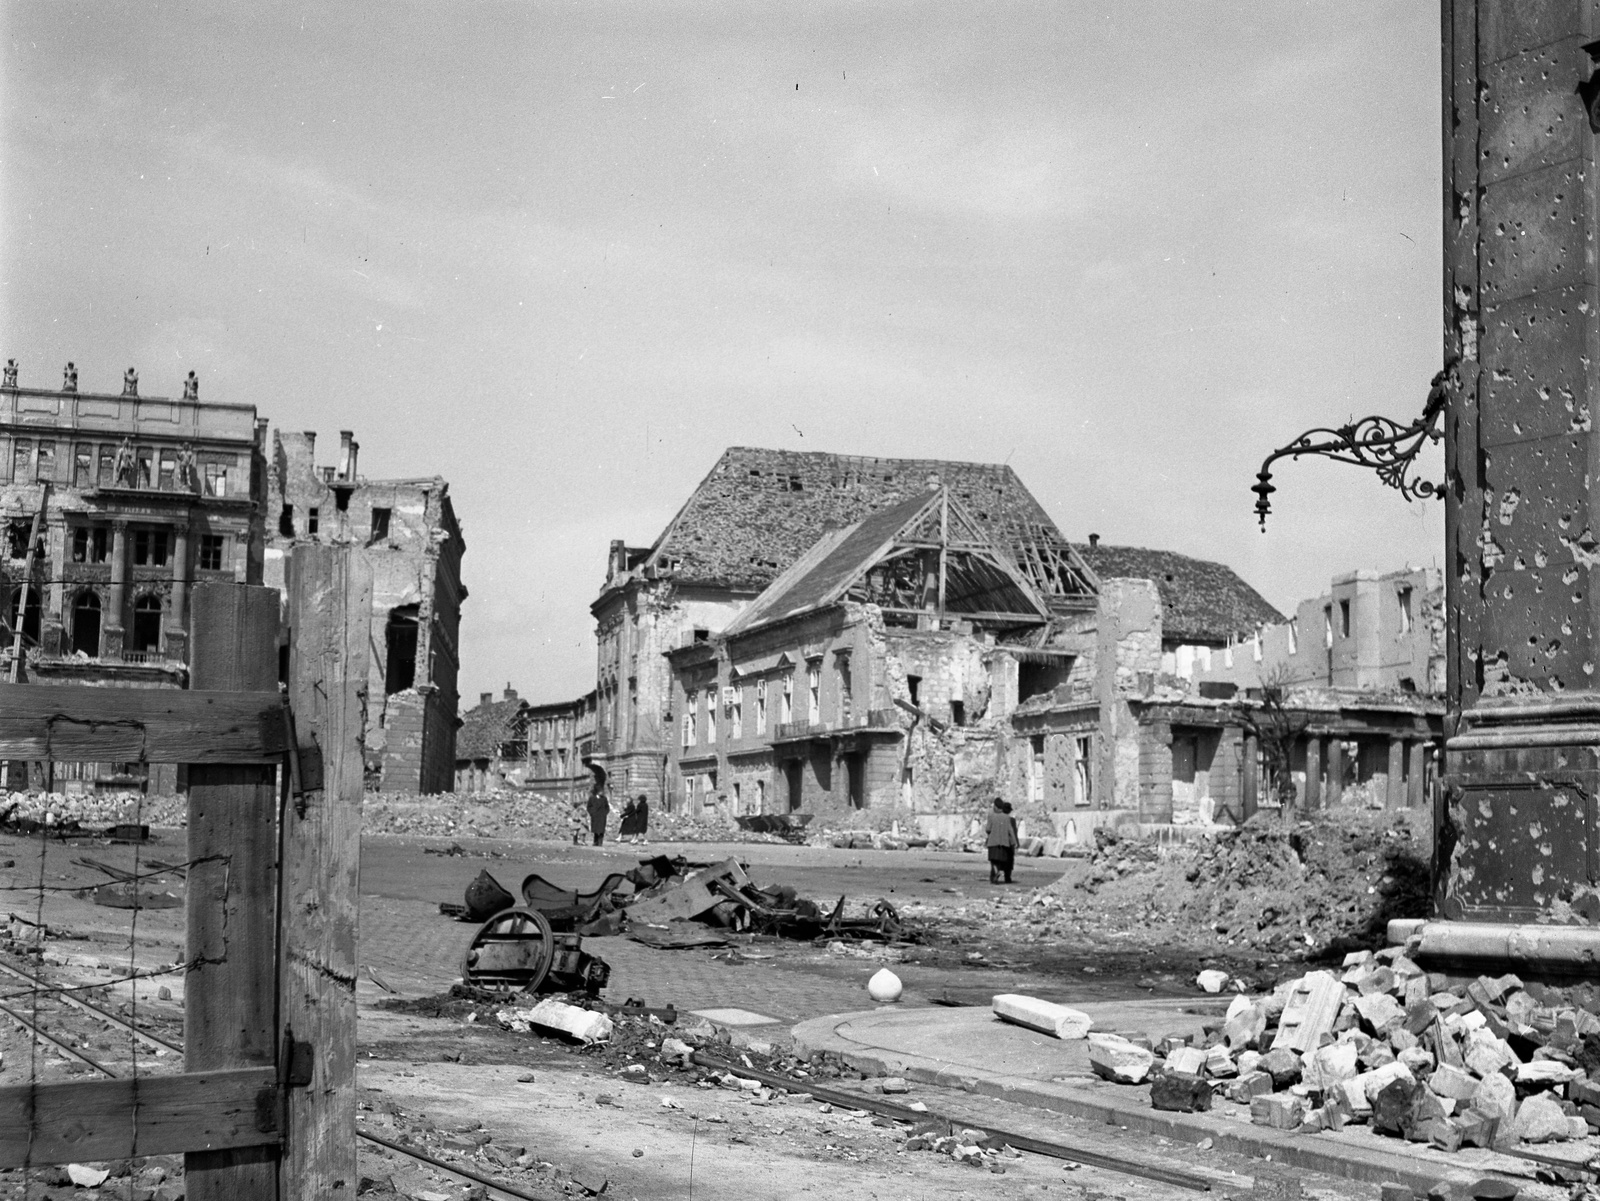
[1085,946,1600,1153]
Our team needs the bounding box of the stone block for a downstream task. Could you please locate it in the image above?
[1566,1115,1591,1139]
[1428,1064,1479,1103]
[1425,1117,1464,1153]
[1260,1047,1302,1088]
[1250,1093,1306,1130]
[1471,1072,1518,1127]
[1226,1070,1274,1104]
[1335,1077,1373,1115]
[1359,1061,1416,1104]
[1390,955,1424,980]
[1570,1078,1600,1107]
[1455,1108,1498,1149]
[1088,1034,1154,1084]
[1164,1046,1207,1076]
[1513,1093,1572,1143]
[1272,971,1344,1055]
[1372,1076,1420,1136]
[1359,967,1398,997]
[1397,1047,1434,1075]
[1206,1044,1237,1078]
[1515,1060,1578,1089]
[1151,1071,1213,1113]
[1380,1184,1415,1201]
[1303,1042,1358,1090]
[1224,1001,1267,1050]
[1354,992,1406,1034]
[1463,1032,1517,1080]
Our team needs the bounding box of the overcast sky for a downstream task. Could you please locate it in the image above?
[3,3,1443,706]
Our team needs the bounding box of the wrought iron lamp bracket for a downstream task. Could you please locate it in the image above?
[1252,364,1454,529]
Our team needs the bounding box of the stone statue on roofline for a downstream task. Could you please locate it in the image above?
[3,360,16,388]
[114,438,136,487]
[183,370,198,400]
[122,367,138,397]
[63,362,78,392]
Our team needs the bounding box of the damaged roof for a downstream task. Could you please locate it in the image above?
[1073,543,1283,644]
[639,447,1076,591]
[455,696,528,762]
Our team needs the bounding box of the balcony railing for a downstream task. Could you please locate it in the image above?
[772,709,902,742]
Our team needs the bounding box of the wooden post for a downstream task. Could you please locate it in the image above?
[1241,732,1258,820]
[280,544,371,1197]
[1304,735,1323,812]
[185,582,282,1201]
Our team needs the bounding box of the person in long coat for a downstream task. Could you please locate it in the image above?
[587,785,611,847]
[632,793,649,842]
[985,797,1018,884]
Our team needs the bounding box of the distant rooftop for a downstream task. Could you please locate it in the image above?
[1073,542,1283,644]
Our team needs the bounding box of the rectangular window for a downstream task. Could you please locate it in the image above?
[1397,586,1413,634]
[731,690,743,740]
[91,527,108,563]
[370,508,391,540]
[1324,605,1334,649]
[308,507,320,536]
[72,527,89,563]
[35,442,54,482]
[704,688,717,742]
[835,656,852,724]
[133,529,169,567]
[807,664,820,724]
[782,674,793,724]
[1074,735,1093,807]
[136,448,153,488]
[756,778,766,812]
[12,439,31,481]
[158,449,177,490]
[1288,618,1299,655]
[755,679,767,735]
[74,445,92,487]
[732,781,742,814]
[203,461,228,497]
[682,708,694,748]
[98,445,114,487]
[951,700,967,726]
[1338,599,1351,638]
[198,534,225,571]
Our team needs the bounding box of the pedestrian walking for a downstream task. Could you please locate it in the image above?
[619,796,639,838]
[985,796,1017,884]
[586,784,611,847]
[632,792,649,842]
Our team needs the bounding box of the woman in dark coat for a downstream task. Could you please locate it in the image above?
[587,786,611,847]
[618,797,639,838]
[632,793,649,842]
[985,797,1018,884]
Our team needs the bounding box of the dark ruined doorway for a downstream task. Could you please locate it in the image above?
[784,758,803,812]
[846,752,865,809]
[385,604,420,693]
[71,590,101,657]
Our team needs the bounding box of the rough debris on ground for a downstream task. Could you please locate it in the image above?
[1044,808,1430,958]
[1093,945,1600,1158]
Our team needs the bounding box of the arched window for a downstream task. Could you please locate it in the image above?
[131,594,162,654]
[71,590,102,658]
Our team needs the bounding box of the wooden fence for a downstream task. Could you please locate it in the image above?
[0,544,372,1200]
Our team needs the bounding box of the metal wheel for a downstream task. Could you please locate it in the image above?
[462,906,556,992]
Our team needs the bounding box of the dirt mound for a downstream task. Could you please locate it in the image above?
[1048,809,1430,959]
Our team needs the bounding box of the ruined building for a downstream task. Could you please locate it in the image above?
[453,686,597,796]
[590,447,1099,803]
[0,359,267,791]
[265,429,465,794]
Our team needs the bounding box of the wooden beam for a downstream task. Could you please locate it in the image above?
[185,583,283,1201]
[0,1068,278,1167]
[280,545,371,1197]
[0,683,287,763]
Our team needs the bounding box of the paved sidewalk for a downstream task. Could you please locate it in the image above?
[790,1003,1571,1197]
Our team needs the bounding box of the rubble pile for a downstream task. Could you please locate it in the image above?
[1101,948,1600,1153]
[0,790,185,829]
[1054,811,1430,957]
[364,790,795,844]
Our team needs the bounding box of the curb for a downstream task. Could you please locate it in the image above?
[790,1011,1529,1196]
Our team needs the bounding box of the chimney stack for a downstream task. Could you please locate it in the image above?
[1088,533,1100,548]
[338,430,353,480]
[480,692,492,706]
[504,685,518,702]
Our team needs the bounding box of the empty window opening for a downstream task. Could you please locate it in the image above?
[71,591,101,657]
[12,439,32,480]
[950,700,967,727]
[198,535,225,572]
[906,674,922,707]
[784,759,804,812]
[1074,735,1093,806]
[98,446,114,487]
[279,504,295,538]
[705,688,717,742]
[133,529,169,567]
[35,442,55,482]
[307,507,320,536]
[131,594,162,654]
[136,448,153,487]
[1397,586,1413,634]
[755,679,768,735]
[204,461,228,497]
[1018,660,1070,703]
[846,753,865,809]
[158,450,177,490]
[1338,599,1351,639]
[74,446,92,487]
[4,588,42,647]
[1323,605,1334,648]
[806,663,821,724]
[1288,618,1299,655]
[370,507,391,541]
[692,626,710,644]
[384,605,420,694]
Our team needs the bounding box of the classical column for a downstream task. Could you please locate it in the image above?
[1438,1,1600,929]
[104,520,128,659]
[1326,739,1344,807]
[1386,738,1405,810]
[167,521,190,663]
[1303,735,1323,812]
